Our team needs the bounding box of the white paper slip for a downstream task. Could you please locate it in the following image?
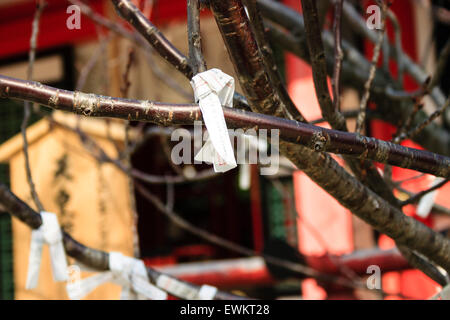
[156,274,218,300]
[26,211,68,290]
[191,68,237,173]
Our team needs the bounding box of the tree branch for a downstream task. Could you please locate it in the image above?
[259,0,450,157]
[1,74,449,178]
[21,0,46,212]
[187,0,207,75]
[110,0,192,78]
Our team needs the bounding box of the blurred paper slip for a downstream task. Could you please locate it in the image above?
[26,211,68,289]
[66,252,167,300]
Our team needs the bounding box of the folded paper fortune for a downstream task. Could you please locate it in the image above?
[190,68,237,173]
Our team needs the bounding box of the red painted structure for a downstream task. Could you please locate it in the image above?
[157,249,409,289]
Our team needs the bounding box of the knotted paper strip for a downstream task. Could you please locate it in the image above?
[26,211,68,290]
[66,252,167,300]
[156,274,217,300]
[190,68,237,173]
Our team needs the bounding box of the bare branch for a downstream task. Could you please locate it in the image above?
[332,0,344,112]
[301,0,347,131]
[2,75,449,178]
[111,0,192,78]
[395,98,450,143]
[259,0,450,156]
[187,0,207,75]
[401,179,449,207]
[397,244,449,287]
[21,0,46,212]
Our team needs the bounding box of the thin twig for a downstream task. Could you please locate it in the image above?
[259,0,450,157]
[397,244,449,286]
[76,34,112,91]
[301,0,347,131]
[332,0,344,112]
[401,179,449,207]
[121,47,141,258]
[395,185,450,217]
[355,1,388,134]
[111,0,192,78]
[392,173,426,186]
[429,37,450,91]
[243,0,304,121]
[386,9,404,86]
[300,0,399,207]
[395,98,450,143]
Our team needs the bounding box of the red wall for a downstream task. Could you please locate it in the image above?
[0,0,189,59]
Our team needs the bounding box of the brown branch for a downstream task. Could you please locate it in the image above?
[242,0,304,122]
[397,245,449,286]
[69,0,146,47]
[395,185,450,217]
[21,0,46,212]
[110,0,192,78]
[332,0,344,112]
[395,98,450,143]
[261,0,450,157]
[386,8,404,86]
[300,0,399,207]
[106,0,250,110]
[391,79,430,144]
[301,0,347,132]
[70,0,192,99]
[355,1,388,134]
[120,48,135,98]
[401,179,449,207]
[64,120,219,185]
